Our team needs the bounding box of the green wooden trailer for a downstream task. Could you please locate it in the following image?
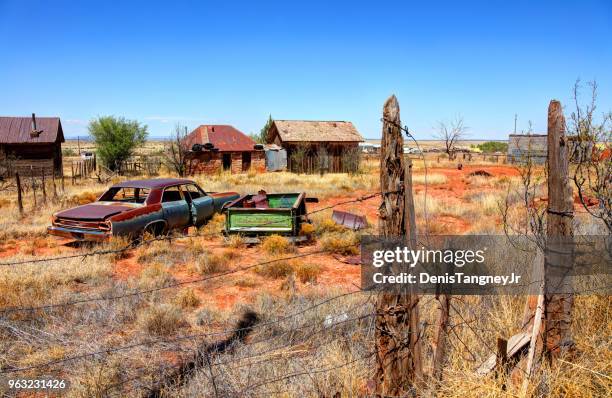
[224,192,316,241]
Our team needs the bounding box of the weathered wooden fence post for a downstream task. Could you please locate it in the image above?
[15,172,23,216]
[544,99,574,358]
[41,167,47,204]
[432,292,451,383]
[52,168,58,199]
[375,95,422,396]
[30,167,37,207]
[521,100,574,395]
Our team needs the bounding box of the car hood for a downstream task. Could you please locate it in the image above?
[55,203,134,221]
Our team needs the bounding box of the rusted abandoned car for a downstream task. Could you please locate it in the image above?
[48,178,239,241]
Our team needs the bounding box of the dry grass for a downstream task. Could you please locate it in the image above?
[138,263,175,288]
[174,288,201,309]
[254,258,296,279]
[225,234,246,248]
[0,155,607,397]
[311,215,346,236]
[199,213,225,236]
[193,249,237,275]
[192,171,378,199]
[261,234,296,255]
[319,231,360,255]
[137,303,186,336]
[294,262,323,284]
[412,173,448,185]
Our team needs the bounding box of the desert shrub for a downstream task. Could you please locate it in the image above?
[136,240,173,264]
[313,217,345,236]
[199,213,225,236]
[70,358,124,398]
[477,141,508,153]
[234,275,260,288]
[195,306,226,326]
[194,250,236,275]
[294,262,322,284]
[255,259,295,279]
[319,231,359,255]
[299,222,315,236]
[138,263,175,288]
[105,235,132,261]
[174,288,201,309]
[261,234,295,255]
[138,303,185,336]
[226,234,246,248]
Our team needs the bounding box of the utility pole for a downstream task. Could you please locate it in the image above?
[514,114,518,134]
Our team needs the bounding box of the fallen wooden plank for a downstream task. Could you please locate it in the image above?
[476,331,531,376]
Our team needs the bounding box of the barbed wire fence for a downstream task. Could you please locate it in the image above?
[1,98,609,397]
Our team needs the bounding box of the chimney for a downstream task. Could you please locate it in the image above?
[30,113,42,138]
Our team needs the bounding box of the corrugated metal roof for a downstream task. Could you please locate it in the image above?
[271,120,363,143]
[183,125,257,152]
[0,116,65,144]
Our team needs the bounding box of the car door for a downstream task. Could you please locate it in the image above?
[183,183,214,226]
[161,185,191,229]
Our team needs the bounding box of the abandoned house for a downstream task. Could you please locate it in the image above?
[0,115,65,177]
[507,133,547,163]
[183,124,265,174]
[266,120,364,173]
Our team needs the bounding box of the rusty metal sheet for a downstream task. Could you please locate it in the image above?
[0,116,64,144]
[56,204,132,221]
[331,210,367,230]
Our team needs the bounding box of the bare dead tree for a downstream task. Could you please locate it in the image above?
[436,116,468,158]
[163,124,192,177]
[569,79,611,233]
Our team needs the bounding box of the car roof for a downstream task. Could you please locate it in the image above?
[111,178,195,189]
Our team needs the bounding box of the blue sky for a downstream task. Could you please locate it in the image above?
[1,0,610,139]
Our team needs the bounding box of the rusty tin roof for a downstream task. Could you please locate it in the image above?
[183,125,257,152]
[271,120,363,143]
[0,116,65,144]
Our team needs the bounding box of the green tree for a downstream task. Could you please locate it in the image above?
[477,141,508,153]
[89,116,148,170]
[249,115,273,144]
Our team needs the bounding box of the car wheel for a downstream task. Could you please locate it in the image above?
[144,222,166,238]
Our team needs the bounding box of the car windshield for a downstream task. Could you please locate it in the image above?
[98,187,150,204]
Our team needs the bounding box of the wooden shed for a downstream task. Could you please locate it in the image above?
[183,124,265,174]
[266,120,364,173]
[0,115,64,177]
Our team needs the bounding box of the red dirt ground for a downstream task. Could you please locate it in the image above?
[0,165,591,313]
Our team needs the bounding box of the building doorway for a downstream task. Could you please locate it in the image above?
[222,153,232,171]
[241,152,251,171]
